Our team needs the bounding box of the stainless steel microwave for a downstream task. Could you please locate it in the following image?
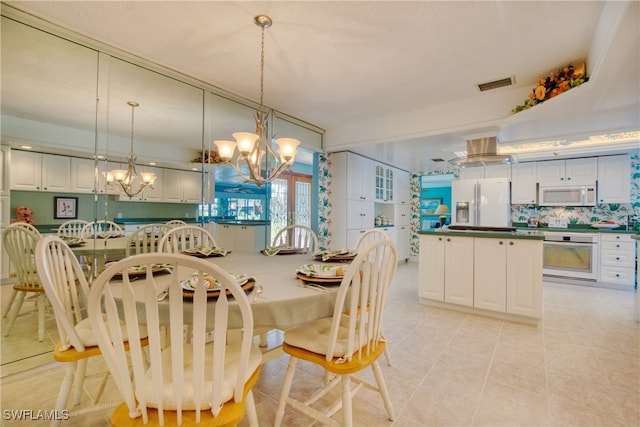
[538,185,597,206]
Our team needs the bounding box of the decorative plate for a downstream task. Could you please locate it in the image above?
[591,223,620,229]
[110,263,173,279]
[181,273,254,299]
[296,272,343,284]
[182,246,230,258]
[60,236,85,247]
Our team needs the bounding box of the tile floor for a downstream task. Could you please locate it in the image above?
[1,261,639,426]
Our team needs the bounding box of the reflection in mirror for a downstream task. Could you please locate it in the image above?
[1,17,100,370]
[1,16,98,154]
[102,57,204,169]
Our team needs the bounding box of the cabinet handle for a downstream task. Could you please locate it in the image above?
[446,238,451,242]
[567,177,571,181]
[499,241,503,245]
[560,177,564,181]
[616,257,620,260]
[509,241,514,246]
[616,244,620,248]
[438,237,443,241]
[616,273,620,277]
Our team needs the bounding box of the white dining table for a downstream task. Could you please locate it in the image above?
[105,250,345,359]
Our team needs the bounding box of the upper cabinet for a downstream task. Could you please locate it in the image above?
[511,163,538,205]
[458,164,511,180]
[11,150,70,192]
[597,154,630,204]
[395,169,410,205]
[537,158,597,186]
[346,153,375,201]
[375,163,395,203]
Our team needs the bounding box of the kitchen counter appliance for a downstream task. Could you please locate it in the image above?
[539,185,596,207]
[543,232,599,280]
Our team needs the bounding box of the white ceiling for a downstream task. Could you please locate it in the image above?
[4,0,640,172]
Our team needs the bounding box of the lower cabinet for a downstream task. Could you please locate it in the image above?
[215,224,268,251]
[419,234,542,319]
[599,233,636,287]
[419,235,473,305]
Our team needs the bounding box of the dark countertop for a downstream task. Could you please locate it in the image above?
[213,220,270,226]
[512,223,637,234]
[419,229,545,240]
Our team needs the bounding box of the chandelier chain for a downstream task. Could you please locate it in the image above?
[259,23,265,114]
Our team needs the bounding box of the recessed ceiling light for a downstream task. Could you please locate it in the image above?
[149,162,156,166]
[20,145,32,150]
[191,167,198,171]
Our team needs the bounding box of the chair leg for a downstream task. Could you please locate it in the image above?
[2,288,17,318]
[371,360,395,421]
[52,362,77,427]
[3,291,25,337]
[341,375,353,427]
[37,293,46,342]
[245,390,258,427]
[383,346,392,367]
[274,357,298,427]
[72,359,88,406]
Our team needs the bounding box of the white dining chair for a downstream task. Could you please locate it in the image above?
[2,222,47,341]
[354,228,391,251]
[158,225,217,254]
[80,220,124,239]
[35,236,149,426]
[354,227,393,366]
[87,253,261,426]
[271,224,318,253]
[57,219,89,238]
[125,223,170,256]
[274,240,398,427]
[165,219,187,228]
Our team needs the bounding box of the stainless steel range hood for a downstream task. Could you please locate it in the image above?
[449,137,514,167]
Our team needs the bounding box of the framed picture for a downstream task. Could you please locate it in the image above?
[421,198,442,215]
[54,197,78,219]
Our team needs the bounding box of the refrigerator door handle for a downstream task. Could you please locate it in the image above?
[474,183,480,226]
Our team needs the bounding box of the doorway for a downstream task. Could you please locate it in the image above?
[269,172,313,243]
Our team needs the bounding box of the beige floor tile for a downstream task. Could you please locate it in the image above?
[2,262,639,427]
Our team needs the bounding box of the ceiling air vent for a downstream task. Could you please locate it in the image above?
[431,158,445,162]
[476,76,514,92]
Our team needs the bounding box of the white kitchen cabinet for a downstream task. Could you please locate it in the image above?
[510,162,538,204]
[474,237,542,317]
[394,169,411,205]
[484,164,512,180]
[70,157,95,193]
[1,145,10,197]
[599,233,636,288]
[443,236,474,306]
[474,238,507,312]
[395,225,410,261]
[163,169,201,203]
[345,153,375,201]
[420,234,542,319]
[419,234,446,300]
[375,163,394,203]
[597,154,630,204]
[537,158,597,186]
[11,150,70,192]
[216,223,267,251]
[506,239,543,317]
[394,204,410,226]
[347,200,374,230]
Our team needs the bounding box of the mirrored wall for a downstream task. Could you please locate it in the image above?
[0,6,323,369]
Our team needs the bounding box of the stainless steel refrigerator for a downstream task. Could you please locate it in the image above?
[451,177,510,227]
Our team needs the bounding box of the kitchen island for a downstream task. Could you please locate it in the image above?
[419,229,545,324]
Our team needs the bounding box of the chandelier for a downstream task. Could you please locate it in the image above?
[106,101,156,198]
[214,15,300,187]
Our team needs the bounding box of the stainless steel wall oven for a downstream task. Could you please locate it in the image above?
[543,232,599,280]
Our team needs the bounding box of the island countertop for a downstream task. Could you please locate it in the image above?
[419,229,545,240]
